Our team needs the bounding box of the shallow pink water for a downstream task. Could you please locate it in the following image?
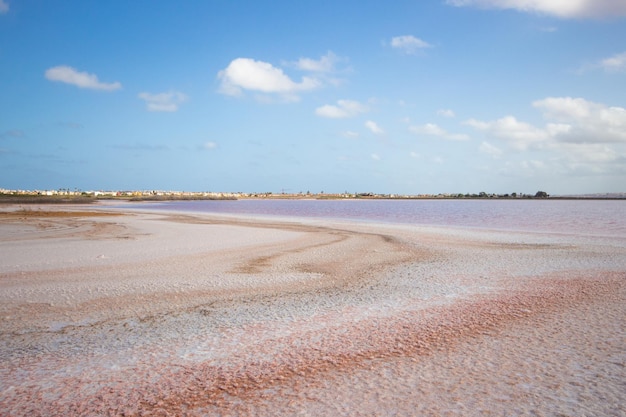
[142,199,626,237]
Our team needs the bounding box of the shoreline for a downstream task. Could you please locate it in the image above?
[1,205,625,416]
[2,193,626,204]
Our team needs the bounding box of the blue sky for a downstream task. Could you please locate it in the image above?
[1,0,625,195]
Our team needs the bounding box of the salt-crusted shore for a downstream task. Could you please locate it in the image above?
[0,205,624,416]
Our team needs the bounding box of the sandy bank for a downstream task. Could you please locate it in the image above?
[0,205,624,416]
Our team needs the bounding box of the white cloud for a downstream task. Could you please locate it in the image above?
[600,51,626,72]
[390,35,432,54]
[409,123,470,141]
[342,130,360,139]
[479,141,503,159]
[465,116,549,149]
[532,97,626,143]
[287,52,347,89]
[365,120,385,135]
[465,97,626,178]
[217,58,320,99]
[410,123,446,136]
[437,109,456,118]
[0,0,9,14]
[315,99,368,118]
[578,51,626,74]
[557,143,619,164]
[445,0,626,19]
[371,153,381,161]
[293,52,338,72]
[45,66,122,91]
[203,141,217,150]
[138,91,187,112]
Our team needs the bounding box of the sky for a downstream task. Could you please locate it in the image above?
[1,0,626,195]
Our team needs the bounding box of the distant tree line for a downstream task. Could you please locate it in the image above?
[456,191,549,199]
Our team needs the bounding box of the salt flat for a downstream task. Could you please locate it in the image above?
[0,205,624,416]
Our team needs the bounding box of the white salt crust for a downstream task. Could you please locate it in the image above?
[0,205,624,416]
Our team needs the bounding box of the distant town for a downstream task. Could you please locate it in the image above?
[1,188,625,202]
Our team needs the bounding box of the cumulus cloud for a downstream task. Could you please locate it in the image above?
[45,66,122,91]
[579,51,626,74]
[532,97,626,143]
[445,0,626,19]
[292,52,339,73]
[315,99,368,118]
[409,123,470,141]
[600,51,626,72]
[138,91,187,112]
[465,97,626,174]
[217,58,320,99]
[410,123,446,136]
[365,120,385,135]
[390,35,432,54]
[0,0,9,14]
[465,116,548,149]
[437,109,456,118]
[479,141,503,158]
[558,143,620,163]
